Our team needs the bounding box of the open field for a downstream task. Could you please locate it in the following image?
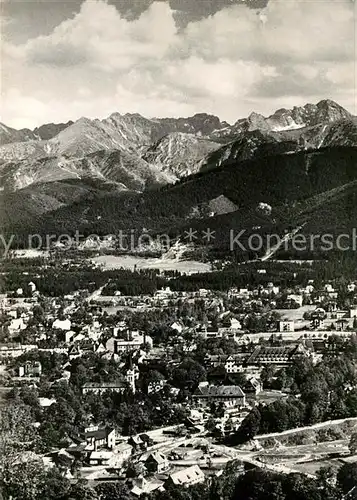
[292,458,344,475]
[275,305,316,322]
[257,439,350,463]
[91,254,212,274]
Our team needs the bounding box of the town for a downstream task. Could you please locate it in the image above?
[1,253,357,499]
[1,0,356,496]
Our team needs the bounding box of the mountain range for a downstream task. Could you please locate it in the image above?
[1,99,357,258]
[0,99,355,192]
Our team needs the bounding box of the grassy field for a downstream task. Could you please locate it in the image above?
[292,458,343,475]
[91,254,212,274]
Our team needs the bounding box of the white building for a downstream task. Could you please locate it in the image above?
[349,308,357,319]
[8,317,27,334]
[53,318,71,331]
[166,465,205,488]
[278,320,295,332]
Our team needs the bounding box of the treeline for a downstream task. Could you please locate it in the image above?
[3,251,357,298]
[103,270,167,296]
[1,266,166,297]
[0,260,306,297]
[150,465,357,500]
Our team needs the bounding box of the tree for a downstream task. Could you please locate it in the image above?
[0,403,40,472]
[337,463,357,494]
[2,459,44,500]
[205,416,217,434]
[282,472,339,500]
[316,466,336,489]
[95,482,131,500]
[260,365,277,388]
[1,458,73,500]
[32,305,45,322]
[125,459,146,478]
[233,469,285,500]
[233,407,261,444]
[349,432,357,455]
[39,467,72,500]
[69,479,98,500]
[171,358,206,391]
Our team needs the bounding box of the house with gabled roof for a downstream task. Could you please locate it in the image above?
[95,342,106,354]
[53,318,71,331]
[89,450,113,466]
[84,426,115,450]
[18,360,42,378]
[68,344,82,360]
[131,477,164,497]
[193,384,246,408]
[246,343,308,367]
[115,442,133,463]
[165,465,205,488]
[242,376,262,396]
[145,451,169,474]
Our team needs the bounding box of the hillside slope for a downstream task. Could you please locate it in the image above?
[0,178,123,232]
[143,133,221,178]
[0,149,174,191]
[0,101,355,194]
[5,146,356,241]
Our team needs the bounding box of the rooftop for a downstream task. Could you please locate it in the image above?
[169,465,204,485]
[82,381,126,388]
[84,426,114,440]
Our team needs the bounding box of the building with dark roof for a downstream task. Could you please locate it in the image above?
[82,380,126,395]
[193,384,246,408]
[84,426,116,450]
[145,451,169,474]
[246,344,307,367]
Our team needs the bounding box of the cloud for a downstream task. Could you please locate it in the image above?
[251,65,336,99]
[28,41,89,67]
[25,1,176,70]
[2,0,355,128]
[182,0,354,64]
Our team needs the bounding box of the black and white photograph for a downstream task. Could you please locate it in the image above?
[0,0,356,498]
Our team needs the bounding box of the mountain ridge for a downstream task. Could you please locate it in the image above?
[3,145,356,238]
[0,99,356,196]
[0,149,174,192]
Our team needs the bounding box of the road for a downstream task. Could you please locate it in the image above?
[235,223,308,266]
[85,279,111,303]
[260,224,307,262]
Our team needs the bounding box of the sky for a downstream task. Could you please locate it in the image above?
[1,0,356,129]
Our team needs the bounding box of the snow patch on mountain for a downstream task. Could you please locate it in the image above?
[0,100,354,193]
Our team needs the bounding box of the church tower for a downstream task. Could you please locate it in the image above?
[125,355,136,394]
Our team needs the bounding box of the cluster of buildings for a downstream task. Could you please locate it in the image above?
[42,422,208,496]
[2,273,357,493]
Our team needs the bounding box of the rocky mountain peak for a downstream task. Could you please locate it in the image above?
[315,99,351,121]
[33,121,73,141]
[0,99,354,194]
[247,112,269,131]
